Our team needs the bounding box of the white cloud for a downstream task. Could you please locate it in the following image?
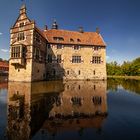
[106,55,110,60]
[1,49,9,53]
[0,32,3,35]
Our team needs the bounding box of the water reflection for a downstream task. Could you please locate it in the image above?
[107,78,140,94]
[7,81,107,139]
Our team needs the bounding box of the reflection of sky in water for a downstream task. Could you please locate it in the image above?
[0,89,7,139]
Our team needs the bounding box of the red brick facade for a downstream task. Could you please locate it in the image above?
[0,61,9,72]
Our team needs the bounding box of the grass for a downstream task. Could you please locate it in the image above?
[107,75,140,80]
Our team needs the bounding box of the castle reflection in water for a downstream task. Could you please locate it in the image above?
[7,80,108,139]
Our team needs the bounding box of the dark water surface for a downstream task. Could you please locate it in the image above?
[0,78,140,140]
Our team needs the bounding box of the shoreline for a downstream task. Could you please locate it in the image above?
[107,75,140,80]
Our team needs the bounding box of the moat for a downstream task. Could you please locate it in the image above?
[0,78,140,140]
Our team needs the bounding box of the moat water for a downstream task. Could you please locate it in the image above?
[0,77,140,140]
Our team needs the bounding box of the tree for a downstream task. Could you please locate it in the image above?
[106,57,140,76]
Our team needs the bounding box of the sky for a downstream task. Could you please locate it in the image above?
[0,0,140,64]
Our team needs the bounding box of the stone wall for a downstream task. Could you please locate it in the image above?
[46,44,106,80]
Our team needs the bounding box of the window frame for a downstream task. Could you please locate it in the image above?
[72,56,81,63]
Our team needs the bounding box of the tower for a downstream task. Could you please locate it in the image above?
[9,5,47,82]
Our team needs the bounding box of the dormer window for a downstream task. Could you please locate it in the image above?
[70,38,74,42]
[19,22,24,27]
[77,38,81,42]
[53,37,64,41]
[17,32,25,41]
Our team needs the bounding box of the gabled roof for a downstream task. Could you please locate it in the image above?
[43,29,106,46]
[0,62,9,68]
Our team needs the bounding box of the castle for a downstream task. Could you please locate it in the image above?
[9,5,107,82]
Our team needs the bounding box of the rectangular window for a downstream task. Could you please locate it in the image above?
[92,56,101,64]
[35,33,41,43]
[57,44,62,49]
[19,22,24,27]
[93,46,99,51]
[11,46,20,58]
[72,56,81,63]
[67,70,69,75]
[48,54,52,63]
[71,97,82,106]
[47,44,51,49]
[74,45,80,50]
[78,70,81,75]
[36,48,40,59]
[57,55,61,63]
[17,32,25,41]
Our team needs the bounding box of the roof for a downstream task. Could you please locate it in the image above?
[0,61,9,68]
[43,29,106,46]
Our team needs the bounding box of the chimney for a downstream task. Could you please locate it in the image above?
[96,27,100,34]
[44,25,48,31]
[79,27,84,33]
[52,20,58,29]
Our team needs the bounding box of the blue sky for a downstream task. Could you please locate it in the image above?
[0,0,140,63]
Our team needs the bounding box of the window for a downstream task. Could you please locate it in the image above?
[53,37,64,41]
[47,44,51,49]
[11,46,20,58]
[19,22,24,27]
[67,70,69,75]
[57,55,61,63]
[92,96,102,105]
[93,70,95,75]
[74,45,80,50]
[70,38,74,42]
[67,85,69,89]
[48,54,52,63]
[57,44,62,49]
[34,48,40,59]
[71,97,82,106]
[22,47,26,58]
[94,85,96,90]
[77,38,81,42]
[72,56,81,63]
[35,33,41,43]
[17,32,25,41]
[78,70,80,75]
[78,85,81,90]
[93,46,99,51]
[92,56,101,64]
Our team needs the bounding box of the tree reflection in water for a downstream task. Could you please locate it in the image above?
[107,78,140,94]
[7,80,108,140]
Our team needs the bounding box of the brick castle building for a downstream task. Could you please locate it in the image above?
[9,5,106,82]
[0,61,9,74]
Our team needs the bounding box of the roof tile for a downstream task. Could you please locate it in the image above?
[43,29,106,46]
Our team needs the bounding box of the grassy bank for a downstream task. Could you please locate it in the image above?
[107,75,140,80]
